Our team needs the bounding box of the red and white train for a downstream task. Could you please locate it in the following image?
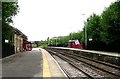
[68,40,83,49]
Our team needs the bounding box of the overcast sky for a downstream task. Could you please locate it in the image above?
[13,0,116,41]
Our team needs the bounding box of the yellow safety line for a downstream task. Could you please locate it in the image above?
[42,49,51,77]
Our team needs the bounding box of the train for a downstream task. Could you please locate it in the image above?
[23,41,32,51]
[26,41,32,51]
[68,40,83,49]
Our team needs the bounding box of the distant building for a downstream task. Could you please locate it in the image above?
[30,41,41,47]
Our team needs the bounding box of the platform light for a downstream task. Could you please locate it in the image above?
[5,40,9,43]
[89,38,93,41]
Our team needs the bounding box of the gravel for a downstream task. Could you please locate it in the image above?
[52,55,87,77]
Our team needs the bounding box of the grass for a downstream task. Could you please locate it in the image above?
[39,44,48,48]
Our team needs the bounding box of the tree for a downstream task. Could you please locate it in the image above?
[2,2,19,42]
[69,31,84,43]
[2,2,19,23]
[86,13,101,42]
[84,1,120,52]
[100,1,120,44]
[84,13,106,50]
[34,41,39,47]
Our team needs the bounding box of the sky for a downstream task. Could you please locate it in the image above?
[13,0,116,41]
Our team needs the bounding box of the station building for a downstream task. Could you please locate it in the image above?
[2,27,30,58]
[13,28,28,53]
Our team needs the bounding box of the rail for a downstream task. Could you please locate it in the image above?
[46,46,120,66]
[47,47,120,57]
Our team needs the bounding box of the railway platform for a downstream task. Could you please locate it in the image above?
[2,48,66,78]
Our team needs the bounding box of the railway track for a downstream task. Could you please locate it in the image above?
[46,49,120,79]
[49,50,96,79]
[58,51,120,77]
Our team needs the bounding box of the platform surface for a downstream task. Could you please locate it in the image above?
[2,48,66,78]
[40,48,66,77]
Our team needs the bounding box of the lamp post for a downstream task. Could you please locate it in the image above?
[82,14,87,49]
[84,22,87,49]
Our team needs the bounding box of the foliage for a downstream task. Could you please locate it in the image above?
[100,1,120,44]
[47,31,84,47]
[69,31,84,43]
[34,41,40,47]
[84,1,120,52]
[39,41,48,48]
[2,2,19,42]
[2,2,19,23]
[43,1,120,52]
[85,14,101,42]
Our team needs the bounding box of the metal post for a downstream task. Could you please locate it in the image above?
[55,39,57,46]
[82,14,87,49]
[85,25,87,49]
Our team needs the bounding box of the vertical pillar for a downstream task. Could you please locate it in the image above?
[0,2,2,59]
[14,34,17,53]
[85,25,87,49]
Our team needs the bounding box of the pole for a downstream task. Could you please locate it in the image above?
[82,14,87,49]
[84,22,87,49]
[85,25,87,49]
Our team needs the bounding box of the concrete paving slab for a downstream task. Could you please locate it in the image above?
[2,48,42,77]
